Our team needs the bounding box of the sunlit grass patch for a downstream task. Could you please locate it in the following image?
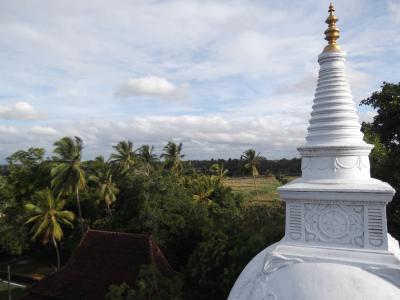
[226,176,291,205]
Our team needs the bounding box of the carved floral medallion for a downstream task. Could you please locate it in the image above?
[304,204,364,247]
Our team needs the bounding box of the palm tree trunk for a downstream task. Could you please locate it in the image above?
[76,187,84,236]
[253,175,259,202]
[106,204,112,218]
[52,237,61,270]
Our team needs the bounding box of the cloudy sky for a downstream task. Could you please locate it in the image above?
[0,0,399,161]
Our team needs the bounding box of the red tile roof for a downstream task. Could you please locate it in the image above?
[21,229,175,300]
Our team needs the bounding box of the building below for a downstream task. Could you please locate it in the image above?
[21,229,175,300]
[229,3,400,300]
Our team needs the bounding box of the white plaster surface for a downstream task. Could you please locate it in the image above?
[228,47,400,299]
[277,51,396,252]
[304,51,367,148]
[229,240,400,299]
[246,262,399,300]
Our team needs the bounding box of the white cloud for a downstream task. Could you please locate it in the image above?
[0,104,373,161]
[219,31,278,73]
[115,76,187,99]
[0,126,21,145]
[0,101,46,120]
[388,0,400,24]
[0,125,18,134]
[30,125,57,135]
[105,115,303,158]
[0,115,304,160]
[0,0,397,161]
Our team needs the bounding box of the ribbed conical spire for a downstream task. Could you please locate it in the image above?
[303,5,367,148]
[305,51,365,146]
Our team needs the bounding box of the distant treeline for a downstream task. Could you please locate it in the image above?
[188,157,301,177]
[1,157,301,177]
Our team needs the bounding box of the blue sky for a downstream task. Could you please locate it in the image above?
[0,0,399,160]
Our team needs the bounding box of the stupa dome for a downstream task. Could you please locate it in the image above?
[229,240,400,300]
[246,261,399,300]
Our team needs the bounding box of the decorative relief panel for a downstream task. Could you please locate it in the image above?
[304,203,364,247]
[334,156,369,172]
[301,155,369,175]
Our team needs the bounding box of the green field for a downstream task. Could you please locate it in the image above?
[226,176,294,204]
[0,282,25,300]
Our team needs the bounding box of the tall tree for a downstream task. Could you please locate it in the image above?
[161,142,185,176]
[110,141,136,174]
[241,149,261,201]
[25,189,75,270]
[360,82,400,148]
[6,147,50,201]
[7,147,45,167]
[210,164,228,186]
[137,145,158,176]
[51,136,86,236]
[192,176,214,204]
[88,157,118,216]
[360,82,400,239]
[0,148,50,255]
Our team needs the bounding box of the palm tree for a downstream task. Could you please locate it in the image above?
[210,163,228,186]
[25,189,75,270]
[241,149,261,201]
[110,141,136,174]
[89,157,118,216]
[161,141,185,176]
[137,145,158,176]
[51,136,86,236]
[192,176,214,204]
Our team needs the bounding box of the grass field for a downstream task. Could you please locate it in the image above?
[226,176,295,204]
[0,282,25,300]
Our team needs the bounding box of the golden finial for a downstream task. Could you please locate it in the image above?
[323,2,341,52]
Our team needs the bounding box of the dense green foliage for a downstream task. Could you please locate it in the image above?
[360,82,400,239]
[0,148,51,255]
[106,265,184,300]
[0,141,285,299]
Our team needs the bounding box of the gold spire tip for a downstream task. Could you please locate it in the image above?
[323,2,341,52]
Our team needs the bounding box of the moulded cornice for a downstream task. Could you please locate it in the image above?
[298,144,373,156]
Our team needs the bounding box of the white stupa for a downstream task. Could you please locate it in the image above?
[229,3,400,300]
